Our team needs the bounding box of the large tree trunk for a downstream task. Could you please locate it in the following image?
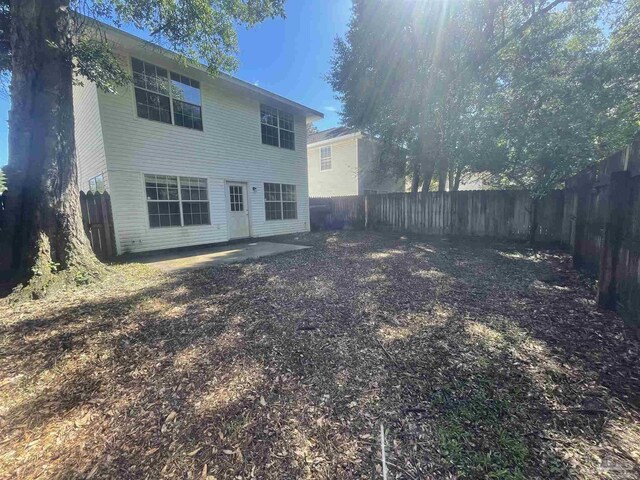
[420,158,435,192]
[410,163,421,193]
[6,0,97,292]
[418,133,436,193]
[452,166,463,192]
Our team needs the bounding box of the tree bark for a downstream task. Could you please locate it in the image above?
[418,132,436,193]
[6,0,96,288]
[453,167,462,192]
[420,158,435,192]
[437,163,447,192]
[410,165,421,193]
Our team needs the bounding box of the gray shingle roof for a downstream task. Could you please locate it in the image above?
[308,126,357,145]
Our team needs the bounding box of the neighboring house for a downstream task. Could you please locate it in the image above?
[73,21,322,255]
[306,127,405,197]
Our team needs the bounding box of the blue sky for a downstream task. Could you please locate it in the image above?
[0,0,352,166]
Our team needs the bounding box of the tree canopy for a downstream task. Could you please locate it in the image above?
[1,1,286,92]
[2,0,287,293]
[330,0,640,194]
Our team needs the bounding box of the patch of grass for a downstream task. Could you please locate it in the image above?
[433,384,529,479]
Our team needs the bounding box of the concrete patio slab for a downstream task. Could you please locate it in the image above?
[136,241,310,273]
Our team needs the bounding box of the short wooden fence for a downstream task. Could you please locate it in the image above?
[80,191,116,259]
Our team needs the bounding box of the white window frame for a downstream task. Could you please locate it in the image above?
[260,104,295,150]
[89,174,105,193]
[320,146,332,171]
[132,57,204,131]
[264,183,297,221]
[144,174,211,229]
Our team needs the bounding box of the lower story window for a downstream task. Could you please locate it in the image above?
[264,183,297,221]
[145,174,210,228]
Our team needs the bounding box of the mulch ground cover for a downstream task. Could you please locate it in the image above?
[1,230,638,479]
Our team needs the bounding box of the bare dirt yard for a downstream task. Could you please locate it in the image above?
[1,231,639,479]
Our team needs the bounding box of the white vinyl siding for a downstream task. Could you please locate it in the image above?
[307,136,405,197]
[93,47,310,254]
[307,137,359,197]
[73,79,108,192]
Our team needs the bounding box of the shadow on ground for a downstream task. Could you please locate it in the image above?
[0,230,638,479]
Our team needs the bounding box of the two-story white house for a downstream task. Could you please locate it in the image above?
[307,127,405,197]
[74,22,322,255]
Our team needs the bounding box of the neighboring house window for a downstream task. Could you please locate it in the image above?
[144,174,210,228]
[89,174,105,193]
[320,146,332,171]
[132,58,203,130]
[264,183,297,220]
[260,105,295,150]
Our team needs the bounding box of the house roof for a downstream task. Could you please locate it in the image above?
[88,18,324,122]
[308,126,359,145]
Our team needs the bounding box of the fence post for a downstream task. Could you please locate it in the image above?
[572,180,591,269]
[100,192,115,258]
[364,194,369,229]
[597,170,632,310]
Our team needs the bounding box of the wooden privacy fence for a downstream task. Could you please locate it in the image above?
[80,191,116,260]
[311,190,565,241]
[310,195,366,231]
[309,138,640,332]
[563,138,640,329]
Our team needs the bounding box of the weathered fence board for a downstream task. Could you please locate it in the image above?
[312,189,565,241]
[566,138,640,332]
[310,195,365,231]
[80,191,116,259]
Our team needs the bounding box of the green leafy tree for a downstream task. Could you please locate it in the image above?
[330,0,639,198]
[1,0,285,292]
[330,0,578,192]
[477,1,640,240]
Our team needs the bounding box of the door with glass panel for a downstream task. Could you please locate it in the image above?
[226,182,250,239]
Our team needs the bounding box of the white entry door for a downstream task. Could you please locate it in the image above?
[227,182,250,239]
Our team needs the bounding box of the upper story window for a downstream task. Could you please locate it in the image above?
[171,73,203,130]
[320,146,332,171]
[132,58,203,130]
[260,105,295,150]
